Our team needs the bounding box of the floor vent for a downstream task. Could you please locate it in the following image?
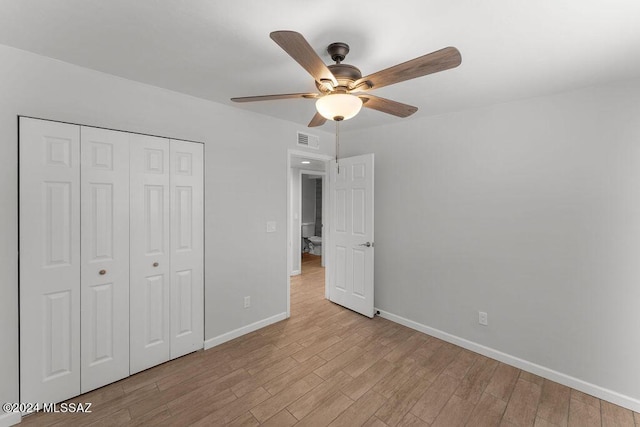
[297,132,319,149]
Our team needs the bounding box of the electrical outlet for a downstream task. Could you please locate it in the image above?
[266,221,276,233]
[244,296,251,309]
[479,311,488,326]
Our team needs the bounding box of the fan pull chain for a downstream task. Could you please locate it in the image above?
[335,119,340,175]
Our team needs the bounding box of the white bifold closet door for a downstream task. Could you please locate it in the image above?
[20,119,81,404]
[20,117,204,403]
[129,134,172,374]
[80,127,130,393]
[170,140,204,359]
[129,136,204,372]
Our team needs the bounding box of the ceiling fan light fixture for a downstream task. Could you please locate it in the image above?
[315,93,363,121]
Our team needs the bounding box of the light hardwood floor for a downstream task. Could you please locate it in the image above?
[21,254,640,426]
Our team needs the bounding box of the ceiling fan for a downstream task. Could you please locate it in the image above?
[231,31,462,127]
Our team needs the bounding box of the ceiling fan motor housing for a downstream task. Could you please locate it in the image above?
[329,63,361,81]
[316,63,362,92]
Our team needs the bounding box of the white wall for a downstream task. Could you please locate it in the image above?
[342,77,640,410]
[0,44,333,416]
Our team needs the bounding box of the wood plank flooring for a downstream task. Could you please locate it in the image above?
[21,254,640,426]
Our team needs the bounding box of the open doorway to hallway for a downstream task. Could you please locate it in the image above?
[287,150,332,318]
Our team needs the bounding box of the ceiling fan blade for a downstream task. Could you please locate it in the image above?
[308,112,327,127]
[353,46,461,91]
[356,94,418,117]
[270,31,338,88]
[231,93,318,103]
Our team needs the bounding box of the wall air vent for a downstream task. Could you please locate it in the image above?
[297,132,319,150]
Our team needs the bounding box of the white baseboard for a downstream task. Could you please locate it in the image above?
[290,270,301,276]
[0,412,21,427]
[204,312,287,350]
[375,308,640,413]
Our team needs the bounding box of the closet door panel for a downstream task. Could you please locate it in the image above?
[80,127,130,393]
[170,140,204,359]
[130,134,171,374]
[19,117,81,404]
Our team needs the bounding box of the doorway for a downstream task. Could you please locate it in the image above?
[287,150,332,318]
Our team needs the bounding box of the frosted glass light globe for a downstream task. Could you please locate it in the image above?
[315,94,363,121]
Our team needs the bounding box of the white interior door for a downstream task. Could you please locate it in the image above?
[80,127,130,392]
[328,154,375,318]
[129,134,171,374]
[19,117,81,403]
[169,139,204,359]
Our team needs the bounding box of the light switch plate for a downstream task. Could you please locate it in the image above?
[266,221,276,233]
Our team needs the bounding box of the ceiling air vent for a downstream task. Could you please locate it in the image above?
[297,132,319,150]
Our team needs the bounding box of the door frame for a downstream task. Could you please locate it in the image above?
[286,149,332,318]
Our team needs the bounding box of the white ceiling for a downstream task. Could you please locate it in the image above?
[1,0,639,131]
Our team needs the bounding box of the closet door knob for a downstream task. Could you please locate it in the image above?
[153,262,159,267]
[99,269,106,275]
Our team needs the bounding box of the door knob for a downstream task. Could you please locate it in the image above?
[153,262,159,267]
[99,269,106,275]
[359,242,373,247]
